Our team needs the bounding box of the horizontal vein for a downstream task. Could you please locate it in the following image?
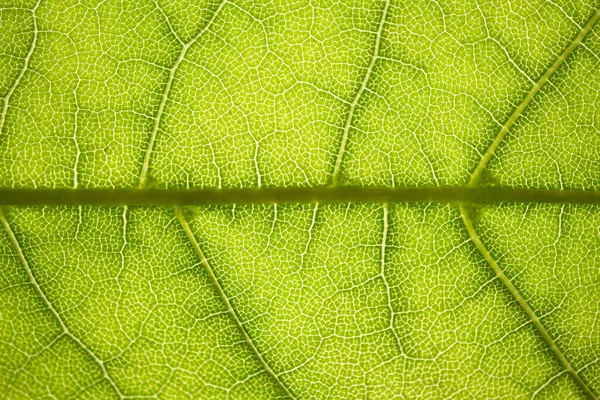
[0,209,124,399]
[0,186,598,206]
[469,7,600,186]
[137,4,296,396]
[460,206,598,400]
[175,207,297,400]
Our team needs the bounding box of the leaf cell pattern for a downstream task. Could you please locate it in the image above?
[0,0,599,399]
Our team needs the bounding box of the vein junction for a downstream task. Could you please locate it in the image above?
[330,0,390,184]
[135,1,297,397]
[0,1,599,398]
[460,7,600,399]
[0,2,127,397]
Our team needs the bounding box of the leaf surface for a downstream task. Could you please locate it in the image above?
[0,0,599,398]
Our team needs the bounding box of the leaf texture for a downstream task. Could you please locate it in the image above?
[0,0,599,399]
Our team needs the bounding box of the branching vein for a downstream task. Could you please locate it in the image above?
[330,0,390,185]
[0,209,125,399]
[175,208,297,400]
[138,0,228,187]
[460,205,597,400]
[469,8,600,186]
[461,7,600,399]
[135,2,295,396]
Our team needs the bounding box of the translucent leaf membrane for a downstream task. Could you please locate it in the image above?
[155,0,223,43]
[488,23,600,190]
[0,8,33,98]
[0,0,182,188]
[477,204,600,395]
[0,0,599,398]
[336,0,599,187]
[1,0,597,189]
[2,204,596,398]
[0,0,383,189]
[0,207,285,399]
[186,203,591,399]
[150,0,382,188]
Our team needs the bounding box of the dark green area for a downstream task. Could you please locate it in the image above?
[0,186,599,206]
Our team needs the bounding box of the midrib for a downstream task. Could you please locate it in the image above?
[0,2,126,398]
[461,7,600,400]
[0,186,598,206]
[0,2,598,400]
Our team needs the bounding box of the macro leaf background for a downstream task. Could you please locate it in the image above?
[0,0,599,399]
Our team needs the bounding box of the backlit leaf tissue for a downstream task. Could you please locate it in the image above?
[0,0,599,398]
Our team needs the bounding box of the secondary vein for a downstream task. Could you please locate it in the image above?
[136,2,295,397]
[175,207,297,400]
[330,0,390,185]
[379,203,404,356]
[0,209,125,399]
[0,5,123,393]
[0,0,40,136]
[138,0,228,188]
[461,7,600,399]
[469,7,600,187]
[460,205,598,400]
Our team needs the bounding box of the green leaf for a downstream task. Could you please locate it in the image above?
[0,0,599,399]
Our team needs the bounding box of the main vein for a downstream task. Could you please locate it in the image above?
[0,5,126,394]
[0,209,125,399]
[0,186,598,206]
[330,0,390,184]
[461,7,600,399]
